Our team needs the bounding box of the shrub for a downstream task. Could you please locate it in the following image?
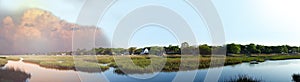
[228,75,261,82]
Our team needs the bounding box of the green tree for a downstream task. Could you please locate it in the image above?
[246,43,259,54]
[134,48,143,55]
[103,48,112,55]
[199,44,211,55]
[280,45,288,54]
[227,43,241,54]
[263,47,273,54]
[290,47,298,53]
[164,45,181,55]
[128,47,137,55]
[149,46,164,55]
[256,45,265,54]
[95,47,105,55]
[112,48,126,55]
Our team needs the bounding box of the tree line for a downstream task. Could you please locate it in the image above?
[226,43,298,55]
[67,43,300,55]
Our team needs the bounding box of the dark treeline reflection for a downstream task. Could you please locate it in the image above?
[293,74,300,82]
[0,68,31,82]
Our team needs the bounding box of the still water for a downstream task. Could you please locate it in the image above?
[2,59,300,82]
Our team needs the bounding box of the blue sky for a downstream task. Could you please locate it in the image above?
[213,0,300,46]
[1,0,300,47]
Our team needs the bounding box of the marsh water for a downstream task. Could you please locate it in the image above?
[2,59,300,82]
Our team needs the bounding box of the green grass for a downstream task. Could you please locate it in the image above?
[109,55,300,74]
[268,55,300,60]
[2,55,300,74]
[21,55,109,72]
[225,57,265,65]
[39,61,74,69]
[112,55,166,74]
[6,56,20,61]
[97,56,114,64]
[0,56,21,66]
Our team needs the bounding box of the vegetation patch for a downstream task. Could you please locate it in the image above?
[97,56,114,64]
[2,55,300,74]
[112,56,165,74]
[21,55,109,72]
[0,58,8,66]
[109,55,300,74]
[268,55,300,60]
[6,56,20,61]
[227,75,262,82]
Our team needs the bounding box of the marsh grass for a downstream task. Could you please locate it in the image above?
[97,56,114,64]
[225,57,265,65]
[0,58,7,66]
[227,75,262,82]
[0,56,20,66]
[6,56,20,61]
[268,55,300,60]
[3,55,300,74]
[21,55,109,72]
[111,55,300,74]
[112,56,166,74]
[108,55,300,74]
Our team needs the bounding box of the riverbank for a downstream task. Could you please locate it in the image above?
[0,56,20,66]
[0,58,7,66]
[2,55,299,82]
[1,55,300,73]
[0,68,31,82]
[21,55,110,72]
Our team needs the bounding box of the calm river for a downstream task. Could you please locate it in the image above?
[2,59,300,82]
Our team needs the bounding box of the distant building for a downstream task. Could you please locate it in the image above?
[143,48,149,55]
[61,53,66,56]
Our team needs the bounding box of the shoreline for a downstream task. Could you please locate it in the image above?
[1,55,300,73]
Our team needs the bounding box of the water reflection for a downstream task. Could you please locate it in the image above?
[3,60,96,82]
[107,59,300,82]
[218,60,300,82]
[2,58,300,82]
[0,68,31,82]
[292,74,300,82]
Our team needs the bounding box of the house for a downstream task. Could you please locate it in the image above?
[61,53,66,56]
[143,48,149,55]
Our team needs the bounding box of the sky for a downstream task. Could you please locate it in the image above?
[0,0,300,48]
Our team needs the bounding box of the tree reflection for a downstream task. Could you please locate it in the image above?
[292,74,300,82]
[0,68,31,82]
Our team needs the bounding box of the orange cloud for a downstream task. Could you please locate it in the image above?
[0,9,107,54]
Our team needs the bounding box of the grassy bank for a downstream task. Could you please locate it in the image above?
[0,56,21,66]
[110,55,300,74]
[5,56,20,61]
[21,55,109,72]
[2,55,300,73]
[22,55,74,69]
[0,58,7,66]
[112,55,166,74]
